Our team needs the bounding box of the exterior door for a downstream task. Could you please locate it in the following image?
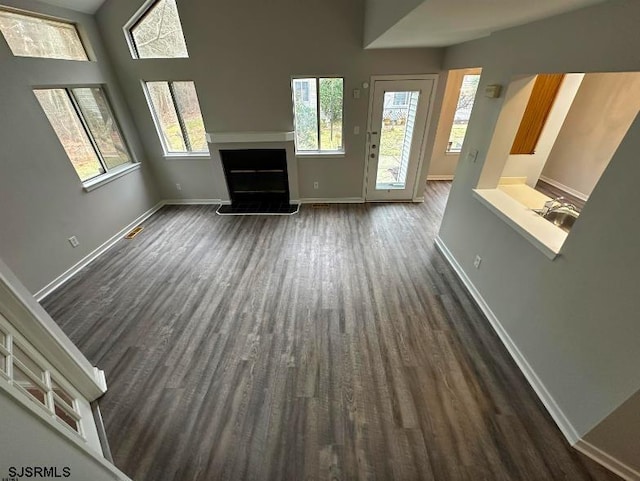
[365,78,435,201]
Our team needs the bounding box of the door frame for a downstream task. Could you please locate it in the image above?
[362,74,439,202]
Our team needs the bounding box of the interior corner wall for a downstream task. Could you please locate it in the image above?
[363,0,425,48]
[0,0,160,295]
[95,0,444,203]
[437,0,640,471]
[540,71,640,197]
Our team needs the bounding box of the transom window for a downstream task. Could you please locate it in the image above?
[0,316,83,436]
[0,8,88,61]
[34,88,133,182]
[144,81,208,154]
[127,0,189,59]
[292,77,344,153]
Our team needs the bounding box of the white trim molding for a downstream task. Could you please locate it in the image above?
[574,440,640,481]
[435,235,640,480]
[538,175,589,201]
[434,236,580,444]
[34,202,165,302]
[298,197,364,204]
[163,199,230,205]
[427,175,454,181]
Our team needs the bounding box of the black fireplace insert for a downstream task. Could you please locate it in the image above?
[218,149,298,214]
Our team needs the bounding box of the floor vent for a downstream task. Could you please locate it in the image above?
[124,226,144,239]
[311,203,330,208]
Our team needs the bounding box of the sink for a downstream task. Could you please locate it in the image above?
[544,209,578,232]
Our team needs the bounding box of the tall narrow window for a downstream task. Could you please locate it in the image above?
[292,77,344,153]
[0,8,88,60]
[34,88,133,182]
[127,0,189,59]
[446,74,481,153]
[144,81,208,154]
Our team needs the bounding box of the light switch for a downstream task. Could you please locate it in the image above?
[354,126,360,135]
[467,149,479,163]
[353,89,360,99]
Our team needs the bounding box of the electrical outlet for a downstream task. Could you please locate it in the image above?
[68,236,80,248]
[313,181,319,190]
[473,255,482,269]
[176,183,182,191]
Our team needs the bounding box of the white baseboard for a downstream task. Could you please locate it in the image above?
[434,235,640,480]
[574,440,640,481]
[163,199,230,205]
[412,197,425,203]
[434,236,580,444]
[298,197,364,204]
[538,176,589,201]
[34,202,165,302]
[427,175,454,181]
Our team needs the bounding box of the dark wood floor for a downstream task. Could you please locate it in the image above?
[43,182,619,481]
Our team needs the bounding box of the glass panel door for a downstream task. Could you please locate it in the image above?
[365,78,435,201]
[376,90,420,190]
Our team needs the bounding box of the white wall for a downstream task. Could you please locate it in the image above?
[427,68,481,179]
[0,0,160,294]
[440,0,640,472]
[541,71,640,197]
[95,0,444,203]
[501,73,584,187]
[0,390,131,481]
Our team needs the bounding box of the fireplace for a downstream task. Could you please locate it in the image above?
[218,149,298,214]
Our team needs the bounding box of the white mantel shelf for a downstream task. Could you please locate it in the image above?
[206,131,295,144]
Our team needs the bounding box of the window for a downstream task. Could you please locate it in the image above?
[0,317,83,436]
[144,81,208,154]
[292,77,344,153]
[446,74,481,153]
[392,92,409,106]
[0,8,88,61]
[127,0,189,59]
[34,88,133,182]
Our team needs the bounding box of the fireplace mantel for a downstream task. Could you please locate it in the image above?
[206,131,294,144]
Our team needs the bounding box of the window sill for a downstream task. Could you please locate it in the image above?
[82,163,141,192]
[296,151,345,159]
[473,188,567,260]
[445,151,461,155]
[163,153,211,160]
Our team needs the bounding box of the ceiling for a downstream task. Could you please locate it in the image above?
[366,0,607,48]
[37,0,105,14]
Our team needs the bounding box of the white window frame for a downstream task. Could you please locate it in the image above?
[142,80,210,158]
[0,6,90,61]
[0,315,84,439]
[34,86,138,191]
[291,76,345,156]
[123,0,189,60]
